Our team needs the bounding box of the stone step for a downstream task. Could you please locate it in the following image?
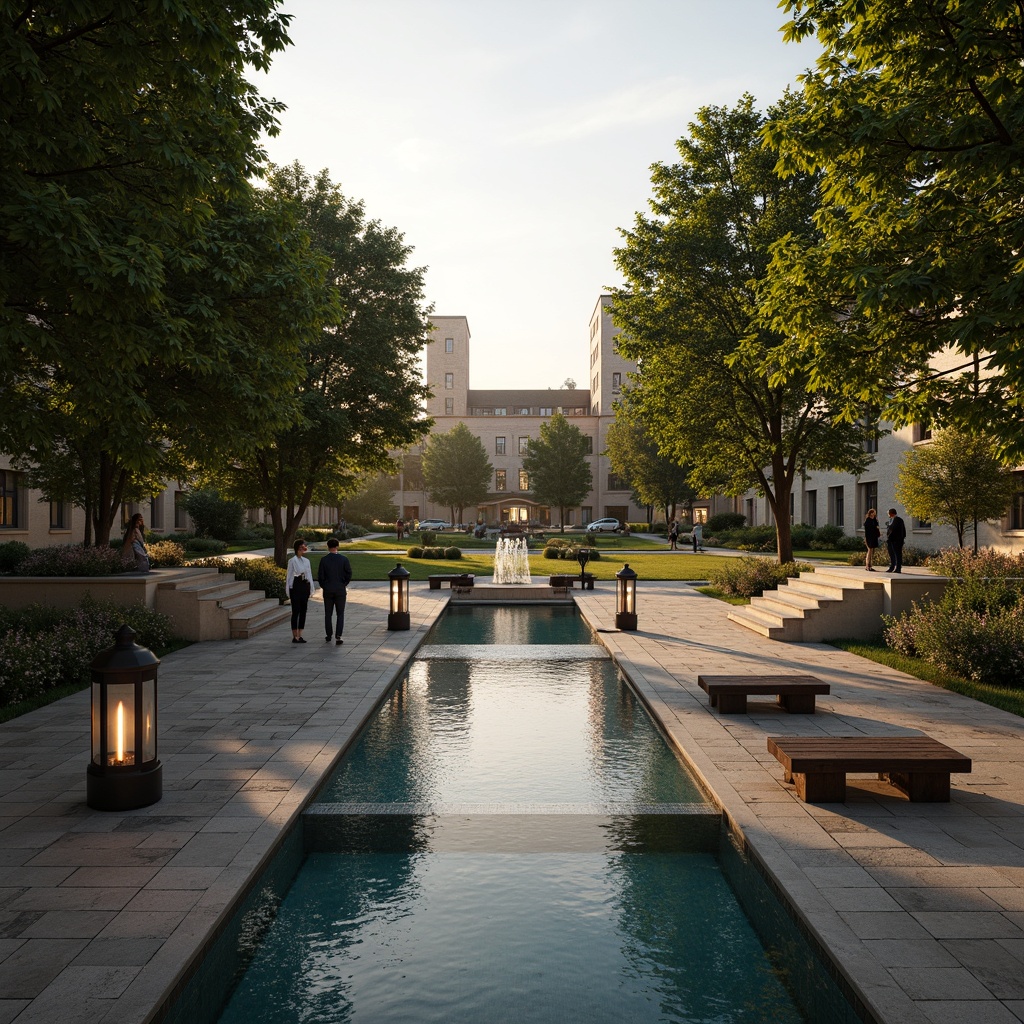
[194,580,253,603]
[727,605,794,641]
[230,598,291,639]
[217,588,269,611]
[156,569,223,591]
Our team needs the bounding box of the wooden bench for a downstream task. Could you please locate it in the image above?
[548,573,595,590]
[427,574,475,590]
[698,674,829,714]
[767,735,972,803]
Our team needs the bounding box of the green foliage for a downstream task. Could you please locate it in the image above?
[342,475,399,528]
[16,544,133,576]
[767,1,1024,457]
[420,423,492,523]
[0,541,30,573]
[180,490,245,542]
[189,556,287,601]
[706,557,813,598]
[443,547,462,559]
[522,413,593,528]
[542,538,601,561]
[406,546,424,558]
[715,525,778,552]
[183,538,229,553]
[420,531,437,547]
[811,524,844,548]
[707,512,746,534]
[895,429,1016,550]
[147,541,188,567]
[216,163,432,566]
[0,598,177,707]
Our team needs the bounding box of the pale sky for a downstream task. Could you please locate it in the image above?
[257,0,817,388]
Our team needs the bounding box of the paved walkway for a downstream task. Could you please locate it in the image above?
[2,581,1023,1023]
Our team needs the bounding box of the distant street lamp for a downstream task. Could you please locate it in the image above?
[87,625,162,811]
[615,563,638,631]
[388,562,411,630]
[576,547,594,590]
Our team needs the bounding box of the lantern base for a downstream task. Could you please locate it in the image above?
[615,612,638,631]
[387,612,411,631]
[87,761,162,811]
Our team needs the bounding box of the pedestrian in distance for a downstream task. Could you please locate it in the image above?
[121,513,150,573]
[396,518,404,541]
[318,536,353,645]
[885,508,907,573]
[862,508,880,571]
[286,539,315,643]
[668,520,678,550]
[692,521,703,553]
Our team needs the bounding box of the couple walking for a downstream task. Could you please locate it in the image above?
[862,508,906,573]
[286,537,353,644]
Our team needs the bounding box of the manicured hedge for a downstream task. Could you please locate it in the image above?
[706,557,812,598]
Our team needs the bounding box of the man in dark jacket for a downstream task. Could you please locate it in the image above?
[318,537,353,644]
[885,508,907,574]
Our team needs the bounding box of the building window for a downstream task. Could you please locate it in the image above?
[495,470,506,492]
[495,436,506,455]
[149,495,164,531]
[745,497,756,527]
[583,435,593,454]
[582,506,592,524]
[174,490,188,530]
[518,436,529,454]
[1010,473,1024,530]
[913,517,932,530]
[494,408,507,416]
[519,470,529,490]
[445,372,453,390]
[913,423,932,443]
[0,470,23,529]
[445,337,454,353]
[49,500,68,530]
[612,372,621,391]
[607,473,627,491]
[445,398,454,415]
[804,490,817,527]
[858,481,878,523]
[828,486,845,527]
[539,407,552,416]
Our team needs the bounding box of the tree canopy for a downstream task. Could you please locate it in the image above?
[613,94,871,563]
[764,0,1024,458]
[895,428,1016,552]
[522,413,593,532]
[420,422,492,526]
[216,163,433,565]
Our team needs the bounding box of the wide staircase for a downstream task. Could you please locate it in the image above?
[727,566,889,643]
[155,568,291,641]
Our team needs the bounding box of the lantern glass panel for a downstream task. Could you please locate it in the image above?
[623,581,636,615]
[142,679,157,762]
[105,682,136,767]
[391,578,408,614]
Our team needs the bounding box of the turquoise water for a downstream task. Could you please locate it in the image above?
[214,606,808,1024]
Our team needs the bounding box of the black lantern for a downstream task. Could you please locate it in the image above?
[615,563,638,631]
[576,546,594,590]
[87,625,162,811]
[388,562,411,630]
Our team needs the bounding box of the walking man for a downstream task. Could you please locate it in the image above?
[692,521,703,553]
[318,537,353,644]
[885,508,906,574]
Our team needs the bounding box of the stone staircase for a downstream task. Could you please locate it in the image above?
[155,568,291,641]
[727,567,889,642]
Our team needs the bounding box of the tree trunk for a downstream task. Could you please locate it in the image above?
[768,471,794,563]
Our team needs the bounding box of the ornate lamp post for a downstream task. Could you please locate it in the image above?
[615,563,638,631]
[87,625,162,811]
[576,547,593,590]
[388,562,411,630]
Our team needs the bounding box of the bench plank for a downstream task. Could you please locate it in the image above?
[427,574,475,590]
[767,736,971,803]
[698,675,829,714]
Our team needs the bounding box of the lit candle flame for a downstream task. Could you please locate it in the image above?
[116,700,125,763]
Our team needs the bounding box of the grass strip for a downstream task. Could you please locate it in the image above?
[829,638,1024,719]
[694,586,750,606]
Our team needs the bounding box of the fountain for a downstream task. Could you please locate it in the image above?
[492,536,532,584]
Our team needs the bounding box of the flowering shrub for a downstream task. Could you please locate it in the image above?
[148,541,188,567]
[16,544,134,577]
[0,598,177,708]
[706,557,813,598]
[188,556,287,602]
[0,540,30,573]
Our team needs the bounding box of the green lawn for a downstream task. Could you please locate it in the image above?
[829,638,1024,719]
[341,532,666,552]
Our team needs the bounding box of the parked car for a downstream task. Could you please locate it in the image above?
[416,519,451,531]
[586,518,622,533]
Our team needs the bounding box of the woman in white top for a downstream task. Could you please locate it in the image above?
[286,539,316,643]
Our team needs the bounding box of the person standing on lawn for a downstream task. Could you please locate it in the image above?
[318,536,353,645]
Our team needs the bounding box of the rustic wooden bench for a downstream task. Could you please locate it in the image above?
[767,735,972,803]
[697,674,829,714]
[548,573,595,590]
[427,574,475,590]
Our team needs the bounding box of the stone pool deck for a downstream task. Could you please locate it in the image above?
[0,581,1022,1024]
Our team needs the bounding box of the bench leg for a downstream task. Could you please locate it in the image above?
[708,693,718,708]
[429,579,441,590]
[795,771,846,803]
[716,692,747,714]
[778,693,816,714]
[884,771,951,802]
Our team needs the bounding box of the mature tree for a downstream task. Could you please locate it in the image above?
[420,423,491,526]
[896,429,1016,552]
[605,403,695,526]
[764,0,1024,458]
[522,413,593,532]
[341,474,399,529]
[613,94,872,563]
[218,164,432,565]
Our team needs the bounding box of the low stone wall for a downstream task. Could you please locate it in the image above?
[0,568,199,612]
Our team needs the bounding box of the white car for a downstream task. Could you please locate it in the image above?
[416,519,451,531]
[586,518,622,533]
